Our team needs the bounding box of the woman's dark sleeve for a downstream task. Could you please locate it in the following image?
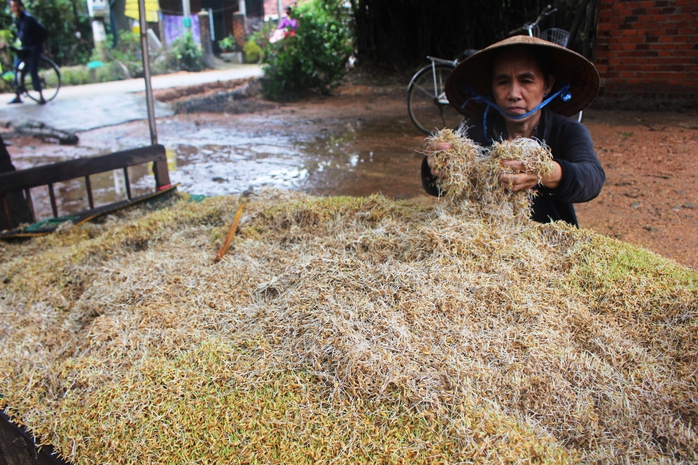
[544,118,605,204]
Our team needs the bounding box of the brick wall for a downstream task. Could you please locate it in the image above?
[263,0,296,20]
[595,0,698,103]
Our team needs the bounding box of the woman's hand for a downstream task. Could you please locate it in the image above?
[425,142,452,179]
[499,160,563,192]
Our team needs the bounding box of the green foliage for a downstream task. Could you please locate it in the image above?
[218,35,236,52]
[248,21,276,52]
[102,30,142,64]
[58,60,132,86]
[261,0,353,102]
[88,30,142,79]
[169,32,204,72]
[21,0,92,66]
[58,65,91,86]
[243,39,263,63]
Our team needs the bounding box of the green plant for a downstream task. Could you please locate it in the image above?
[261,0,353,101]
[218,35,236,53]
[169,32,204,72]
[243,39,263,63]
[248,21,276,54]
[59,65,91,86]
[112,30,141,63]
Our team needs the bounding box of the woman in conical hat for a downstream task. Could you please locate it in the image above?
[421,35,605,227]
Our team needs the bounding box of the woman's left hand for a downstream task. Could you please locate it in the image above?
[499,160,562,191]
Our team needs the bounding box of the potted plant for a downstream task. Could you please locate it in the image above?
[218,35,242,63]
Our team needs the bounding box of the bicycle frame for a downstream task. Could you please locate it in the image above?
[426,56,458,105]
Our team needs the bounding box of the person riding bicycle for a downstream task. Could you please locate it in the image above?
[421,35,605,227]
[8,0,49,105]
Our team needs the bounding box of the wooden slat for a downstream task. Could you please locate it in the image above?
[123,167,132,199]
[48,183,58,217]
[0,145,167,194]
[25,188,36,222]
[2,194,12,229]
[152,159,171,188]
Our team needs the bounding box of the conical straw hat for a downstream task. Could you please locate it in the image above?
[445,35,599,118]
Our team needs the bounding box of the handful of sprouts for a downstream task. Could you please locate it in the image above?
[426,128,555,223]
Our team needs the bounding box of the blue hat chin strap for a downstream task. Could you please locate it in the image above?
[461,84,571,142]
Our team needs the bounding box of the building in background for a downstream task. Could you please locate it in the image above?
[88,0,294,56]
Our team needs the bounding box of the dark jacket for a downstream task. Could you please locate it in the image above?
[16,11,48,50]
[421,108,605,227]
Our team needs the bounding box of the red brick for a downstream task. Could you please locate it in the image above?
[595,0,698,96]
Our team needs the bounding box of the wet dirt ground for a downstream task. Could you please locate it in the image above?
[3,73,697,269]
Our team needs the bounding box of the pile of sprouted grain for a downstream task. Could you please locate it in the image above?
[0,188,696,464]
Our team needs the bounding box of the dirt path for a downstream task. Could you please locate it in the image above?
[5,75,698,269]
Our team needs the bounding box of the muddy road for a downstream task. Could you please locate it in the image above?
[3,75,697,269]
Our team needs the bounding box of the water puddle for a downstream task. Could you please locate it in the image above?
[8,114,431,221]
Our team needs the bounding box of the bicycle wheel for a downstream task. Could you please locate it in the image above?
[21,55,60,103]
[407,64,463,135]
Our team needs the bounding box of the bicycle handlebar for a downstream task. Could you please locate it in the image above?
[508,4,557,36]
[426,55,459,67]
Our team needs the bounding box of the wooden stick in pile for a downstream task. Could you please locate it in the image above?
[214,187,253,262]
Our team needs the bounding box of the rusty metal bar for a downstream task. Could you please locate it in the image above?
[138,0,158,145]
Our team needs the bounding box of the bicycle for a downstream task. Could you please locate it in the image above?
[2,46,61,103]
[407,5,573,135]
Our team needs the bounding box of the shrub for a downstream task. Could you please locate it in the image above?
[243,39,263,63]
[169,32,204,72]
[103,30,142,64]
[261,0,353,101]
